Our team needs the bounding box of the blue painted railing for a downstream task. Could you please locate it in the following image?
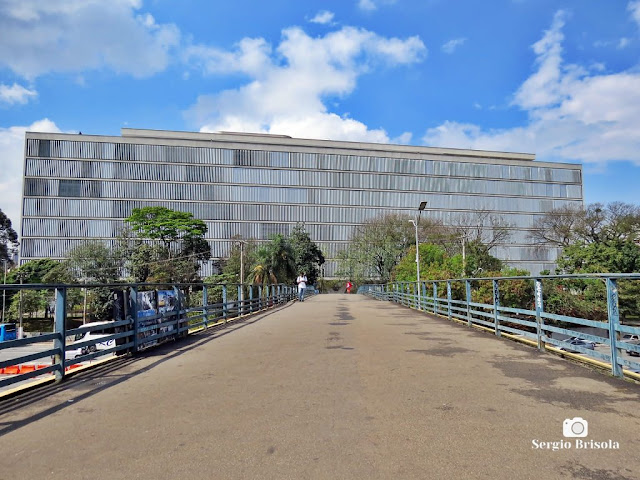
[359,273,640,379]
[0,282,297,390]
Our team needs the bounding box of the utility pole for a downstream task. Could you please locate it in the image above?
[239,241,246,313]
[2,260,7,323]
[409,201,428,307]
[17,270,24,339]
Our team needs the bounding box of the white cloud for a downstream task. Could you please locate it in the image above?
[423,10,640,166]
[441,38,466,54]
[0,0,180,79]
[357,0,397,12]
[629,1,640,27]
[185,26,426,142]
[0,119,62,228]
[618,37,631,48]
[310,10,335,25]
[0,83,37,104]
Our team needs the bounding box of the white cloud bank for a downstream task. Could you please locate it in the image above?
[0,119,61,227]
[0,83,37,104]
[310,10,335,25]
[423,10,640,166]
[185,26,426,143]
[442,38,466,54]
[0,0,180,78]
[357,0,397,12]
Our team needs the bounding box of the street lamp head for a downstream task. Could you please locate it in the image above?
[418,201,428,211]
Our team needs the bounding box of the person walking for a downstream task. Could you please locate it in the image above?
[296,272,308,302]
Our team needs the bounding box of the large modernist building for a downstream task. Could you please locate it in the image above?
[21,128,583,276]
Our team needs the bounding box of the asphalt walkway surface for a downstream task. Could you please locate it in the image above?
[1,294,639,480]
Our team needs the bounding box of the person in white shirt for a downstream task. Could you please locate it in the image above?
[296,272,308,302]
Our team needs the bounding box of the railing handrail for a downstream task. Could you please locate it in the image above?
[360,273,640,381]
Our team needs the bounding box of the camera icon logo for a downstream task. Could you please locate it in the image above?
[563,417,588,438]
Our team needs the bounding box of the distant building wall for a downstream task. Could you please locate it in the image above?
[21,129,583,277]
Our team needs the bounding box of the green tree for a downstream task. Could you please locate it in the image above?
[250,235,296,286]
[222,237,259,284]
[338,214,415,283]
[66,242,121,284]
[393,243,462,282]
[7,289,47,321]
[123,207,211,283]
[0,208,19,266]
[125,207,207,253]
[289,224,325,286]
[531,202,640,322]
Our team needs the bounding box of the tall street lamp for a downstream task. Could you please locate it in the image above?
[409,201,427,308]
[2,259,7,323]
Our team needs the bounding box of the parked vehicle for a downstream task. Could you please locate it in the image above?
[566,336,597,347]
[560,339,595,354]
[0,323,17,342]
[66,321,117,357]
[621,334,640,341]
[626,339,640,357]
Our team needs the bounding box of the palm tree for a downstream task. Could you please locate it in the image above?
[250,235,296,287]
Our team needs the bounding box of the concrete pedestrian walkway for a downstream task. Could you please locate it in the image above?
[1,294,639,480]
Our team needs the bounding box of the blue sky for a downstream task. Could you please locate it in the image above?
[1,0,639,230]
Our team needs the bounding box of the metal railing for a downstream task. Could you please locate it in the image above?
[0,281,298,390]
[359,273,640,379]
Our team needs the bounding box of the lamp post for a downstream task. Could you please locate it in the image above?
[409,201,427,308]
[2,259,7,323]
[237,240,247,313]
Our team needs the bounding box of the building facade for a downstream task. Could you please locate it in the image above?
[21,128,583,276]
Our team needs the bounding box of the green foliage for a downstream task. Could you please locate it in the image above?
[250,234,296,286]
[289,224,325,286]
[67,241,122,283]
[6,258,60,284]
[541,278,608,321]
[222,237,259,284]
[125,207,207,250]
[0,208,19,265]
[204,273,239,303]
[338,214,415,283]
[558,241,640,274]
[7,289,47,321]
[471,268,533,310]
[540,202,640,321]
[463,240,502,276]
[122,207,211,283]
[393,244,463,282]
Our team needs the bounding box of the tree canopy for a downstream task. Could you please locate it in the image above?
[1,208,19,265]
[125,206,208,251]
[123,207,211,282]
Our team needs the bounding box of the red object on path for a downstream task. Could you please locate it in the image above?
[346,281,353,293]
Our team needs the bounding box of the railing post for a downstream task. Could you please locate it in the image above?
[535,278,544,351]
[54,287,67,382]
[433,283,437,314]
[493,280,501,337]
[258,286,263,309]
[420,281,426,311]
[249,285,254,313]
[414,282,418,309]
[130,286,139,352]
[202,285,209,328]
[606,278,623,378]
[222,285,228,323]
[465,280,472,327]
[173,286,182,336]
[446,281,452,321]
[238,284,243,315]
